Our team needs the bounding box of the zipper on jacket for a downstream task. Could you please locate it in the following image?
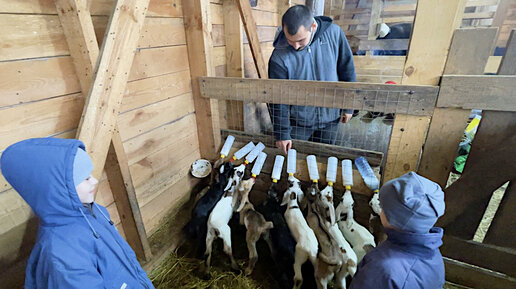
[308,44,322,126]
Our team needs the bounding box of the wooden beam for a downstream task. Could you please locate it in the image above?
[418,28,497,187]
[437,75,516,111]
[183,0,221,160]
[366,0,382,56]
[76,0,150,177]
[223,0,245,130]
[492,0,511,47]
[105,132,152,260]
[444,257,516,289]
[278,0,291,16]
[54,0,151,261]
[222,129,384,166]
[199,77,439,116]
[236,0,268,78]
[442,235,516,277]
[358,39,409,51]
[383,0,467,182]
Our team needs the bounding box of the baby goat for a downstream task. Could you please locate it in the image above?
[203,164,245,274]
[336,190,376,263]
[309,186,357,289]
[368,191,387,244]
[237,178,274,275]
[256,181,296,289]
[282,175,319,289]
[183,162,233,258]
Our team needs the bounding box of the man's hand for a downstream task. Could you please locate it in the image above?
[341,113,353,123]
[276,140,292,155]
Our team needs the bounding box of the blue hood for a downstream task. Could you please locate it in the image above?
[1,138,86,225]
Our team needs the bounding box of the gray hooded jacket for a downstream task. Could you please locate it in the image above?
[268,16,356,141]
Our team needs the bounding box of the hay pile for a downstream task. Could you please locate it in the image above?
[149,253,264,289]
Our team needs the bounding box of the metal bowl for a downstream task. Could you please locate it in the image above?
[191,159,212,178]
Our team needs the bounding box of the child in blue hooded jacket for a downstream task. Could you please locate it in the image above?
[349,172,446,289]
[1,138,154,289]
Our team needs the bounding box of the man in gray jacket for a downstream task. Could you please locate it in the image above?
[269,5,356,153]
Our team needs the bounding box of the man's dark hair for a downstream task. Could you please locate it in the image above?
[282,5,314,35]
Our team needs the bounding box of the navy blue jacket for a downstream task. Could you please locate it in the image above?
[350,227,445,289]
[268,16,356,141]
[1,138,154,289]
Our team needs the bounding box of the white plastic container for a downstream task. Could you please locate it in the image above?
[245,142,265,163]
[272,155,285,182]
[306,155,319,181]
[220,135,235,158]
[326,157,338,185]
[287,149,297,175]
[251,152,267,177]
[342,159,353,188]
[233,142,255,160]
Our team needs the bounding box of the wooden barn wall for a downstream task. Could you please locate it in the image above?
[0,0,201,283]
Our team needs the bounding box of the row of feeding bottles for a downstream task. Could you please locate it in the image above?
[218,135,379,191]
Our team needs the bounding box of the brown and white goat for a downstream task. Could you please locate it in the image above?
[236,178,274,275]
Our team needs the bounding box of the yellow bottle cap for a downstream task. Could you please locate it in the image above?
[328,182,334,186]
[244,160,249,165]
[221,154,225,159]
[288,173,294,176]
[252,173,257,178]
[232,156,237,160]
[373,189,379,193]
[312,180,318,183]
[272,179,278,183]
[345,185,351,190]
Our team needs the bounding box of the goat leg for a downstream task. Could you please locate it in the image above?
[245,231,260,275]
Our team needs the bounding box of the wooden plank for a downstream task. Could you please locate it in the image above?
[484,181,516,249]
[444,257,516,289]
[76,0,150,178]
[437,75,516,111]
[118,92,196,142]
[358,39,409,51]
[465,0,499,7]
[55,0,151,261]
[442,235,516,277]
[243,42,275,78]
[0,14,68,61]
[129,45,190,82]
[485,55,502,74]
[0,56,81,108]
[243,26,278,44]
[140,174,200,234]
[498,30,516,75]
[462,11,495,19]
[367,0,382,41]
[418,28,497,187]
[105,132,152,260]
[236,0,269,78]
[383,0,467,182]
[383,16,414,23]
[223,0,245,131]
[183,0,221,160]
[222,129,383,166]
[199,77,439,116]
[0,0,182,17]
[0,93,84,152]
[121,69,192,113]
[356,75,403,83]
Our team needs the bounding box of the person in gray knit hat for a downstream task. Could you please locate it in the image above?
[350,171,446,289]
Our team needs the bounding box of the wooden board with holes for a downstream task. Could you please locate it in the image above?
[200,77,439,116]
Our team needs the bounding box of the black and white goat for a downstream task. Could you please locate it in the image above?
[203,164,246,273]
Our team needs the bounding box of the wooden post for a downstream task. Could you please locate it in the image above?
[236,0,268,78]
[418,28,498,187]
[383,0,467,182]
[223,0,245,130]
[54,0,152,261]
[183,0,221,160]
[278,0,292,17]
